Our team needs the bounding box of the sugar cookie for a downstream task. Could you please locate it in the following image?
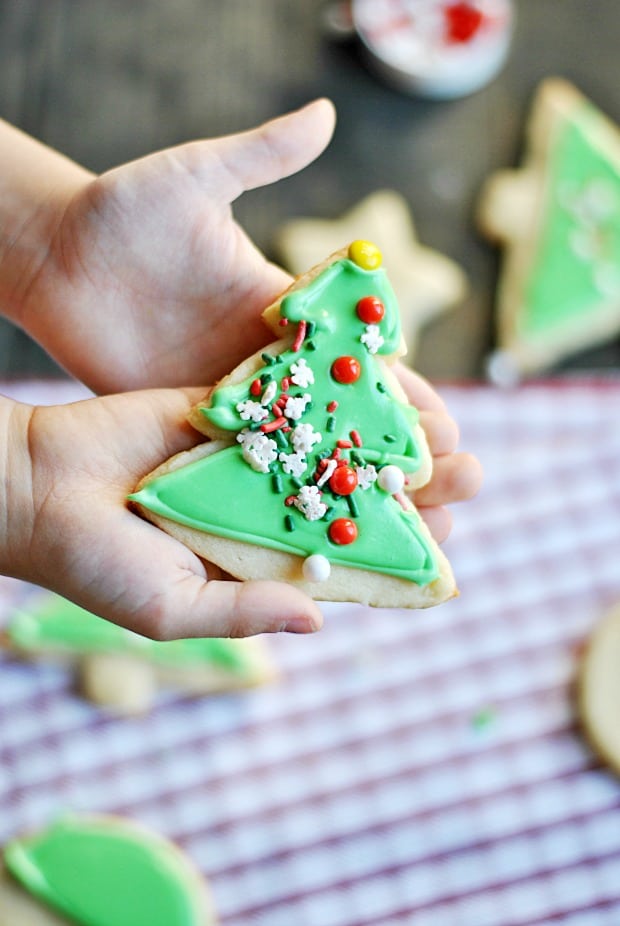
[275,191,467,360]
[131,242,457,609]
[478,78,620,384]
[578,603,620,777]
[1,815,216,926]
[3,592,276,714]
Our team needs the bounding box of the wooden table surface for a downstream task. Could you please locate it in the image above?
[1,0,619,382]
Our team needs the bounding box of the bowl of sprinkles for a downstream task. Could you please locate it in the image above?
[351,0,514,99]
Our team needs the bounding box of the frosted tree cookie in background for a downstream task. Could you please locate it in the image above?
[131,242,457,610]
[478,79,620,385]
[2,592,276,715]
[275,191,467,362]
[1,815,217,926]
[578,603,620,778]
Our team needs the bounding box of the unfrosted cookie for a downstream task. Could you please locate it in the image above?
[3,591,276,715]
[1,815,217,926]
[131,241,457,609]
[478,78,620,384]
[578,604,620,777]
[275,190,467,361]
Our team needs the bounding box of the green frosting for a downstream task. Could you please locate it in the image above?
[4,817,205,926]
[131,256,438,586]
[521,100,620,335]
[7,593,252,673]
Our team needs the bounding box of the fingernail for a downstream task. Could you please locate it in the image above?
[279,617,319,634]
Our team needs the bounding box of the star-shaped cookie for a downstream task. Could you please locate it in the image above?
[274,190,467,359]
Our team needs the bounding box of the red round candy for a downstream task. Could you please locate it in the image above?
[331,355,361,384]
[329,465,358,496]
[329,518,358,545]
[445,3,484,43]
[356,295,385,324]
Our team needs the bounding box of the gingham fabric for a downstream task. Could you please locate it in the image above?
[1,377,619,926]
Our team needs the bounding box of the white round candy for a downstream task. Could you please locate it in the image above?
[378,465,405,494]
[302,554,331,583]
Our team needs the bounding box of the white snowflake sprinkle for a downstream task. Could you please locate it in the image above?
[279,451,308,477]
[361,324,384,354]
[283,393,312,421]
[293,485,327,521]
[356,464,378,490]
[236,429,277,473]
[292,423,322,454]
[290,358,315,388]
[236,399,269,423]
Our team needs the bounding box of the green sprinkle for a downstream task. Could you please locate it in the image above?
[249,421,262,431]
[316,450,331,462]
[260,372,274,384]
[306,321,317,338]
[347,494,360,518]
[471,706,496,732]
[351,451,365,466]
[376,381,387,393]
[322,506,336,521]
[261,352,276,365]
[306,339,317,351]
[272,474,283,493]
[290,476,304,489]
[274,428,288,449]
[384,434,397,443]
[326,416,336,433]
[284,514,295,532]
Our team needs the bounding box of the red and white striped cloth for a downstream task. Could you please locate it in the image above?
[1,377,620,925]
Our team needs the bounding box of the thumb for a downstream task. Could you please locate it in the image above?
[178,98,337,203]
[58,507,324,641]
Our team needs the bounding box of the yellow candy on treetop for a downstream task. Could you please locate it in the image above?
[348,239,383,270]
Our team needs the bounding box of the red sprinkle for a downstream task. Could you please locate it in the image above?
[285,495,297,506]
[329,518,358,545]
[281,377,291,391]
[279,317,289,326]
[250,378,262,397]
[260,416,287,433]
[350,429,363,447]
[292,319,307,352]
[331,355,361,384]
[329,466,358,496]
[337,439,353,449]
[394,492,409,512]
[326,401,338,413]
[356,295,385,324]
[331,448,342,460]
[271,402,284,417]
[444,2,484,43]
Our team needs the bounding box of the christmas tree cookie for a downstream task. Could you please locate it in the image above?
[1,815,217,925]
[3,592,275,714]
[131,242,456,609]
[478,79,620,384]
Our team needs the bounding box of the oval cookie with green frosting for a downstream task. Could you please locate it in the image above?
[2,815,217,926]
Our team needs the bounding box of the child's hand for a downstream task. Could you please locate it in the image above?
[0,375,480,640]
[1,389,324,639]
[9,100,336,394]
[395,364,482,542]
